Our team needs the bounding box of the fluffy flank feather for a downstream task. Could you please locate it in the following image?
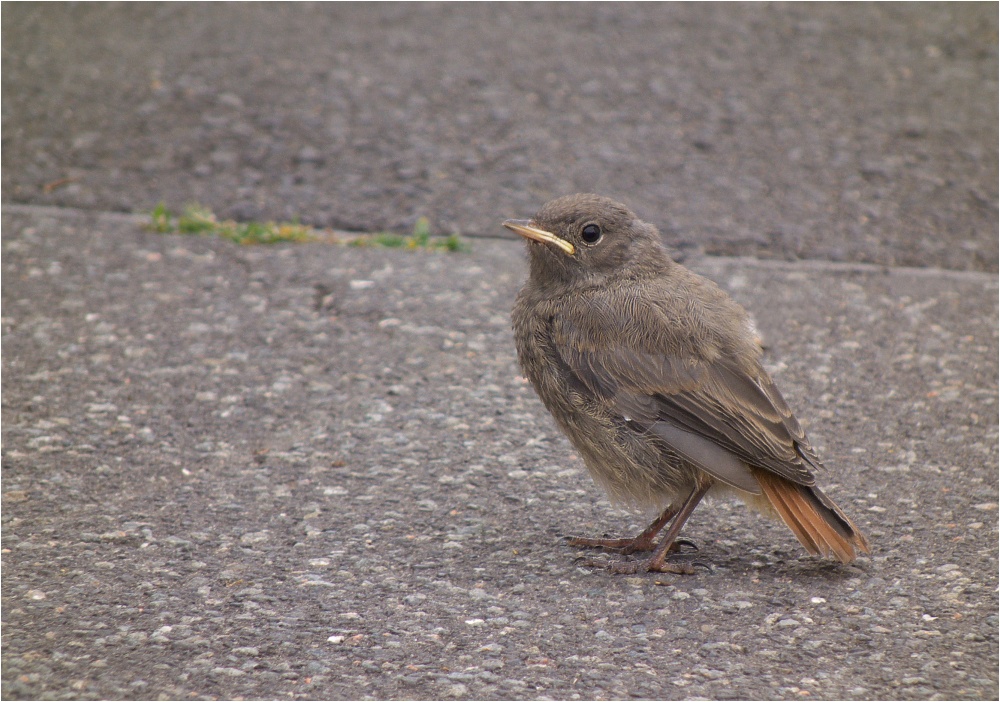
[752,468,870,564]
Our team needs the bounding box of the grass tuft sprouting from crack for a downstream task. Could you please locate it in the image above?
[348,217,466,252]
[148,204,466,251]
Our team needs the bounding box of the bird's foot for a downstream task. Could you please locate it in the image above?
[671,538,700,553]
[566,534,698,555]
[566,534,656,554]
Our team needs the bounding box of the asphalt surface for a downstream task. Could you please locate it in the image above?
[2,3,997,271]
[2,3,999,702]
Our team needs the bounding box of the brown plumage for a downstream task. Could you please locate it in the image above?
[506,194,870,573]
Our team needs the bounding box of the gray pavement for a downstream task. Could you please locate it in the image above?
[2,3,999,701]
[2,205,997,700]
[2,3,997,271]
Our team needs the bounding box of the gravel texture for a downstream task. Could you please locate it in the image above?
[2,207,997,700]
[2,3,998,700]
[2,3,997,271]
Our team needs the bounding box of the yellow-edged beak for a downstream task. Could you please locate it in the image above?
[502,219,576,255]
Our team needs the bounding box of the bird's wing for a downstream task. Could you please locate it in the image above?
[552,316,821,489]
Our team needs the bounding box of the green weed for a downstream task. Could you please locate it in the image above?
[176,205,218,235]
[149,202,174,233]
[148,204,467,251]
[349,216,468,252]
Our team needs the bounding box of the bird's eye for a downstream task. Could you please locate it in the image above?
[580,223,602,244]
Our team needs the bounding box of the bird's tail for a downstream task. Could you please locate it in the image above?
[751,468,871,564]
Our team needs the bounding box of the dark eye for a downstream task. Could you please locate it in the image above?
[580,223,602,244]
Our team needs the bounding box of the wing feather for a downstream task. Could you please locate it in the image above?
[552,315,819,486]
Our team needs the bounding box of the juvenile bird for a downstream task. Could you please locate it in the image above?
[507,194,870,574]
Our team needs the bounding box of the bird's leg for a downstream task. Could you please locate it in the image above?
[567,504,678,554]
[601,479,714,575]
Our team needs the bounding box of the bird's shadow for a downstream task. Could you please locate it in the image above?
[559,531,871,583]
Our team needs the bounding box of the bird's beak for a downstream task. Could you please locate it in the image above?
[503,219,576,255]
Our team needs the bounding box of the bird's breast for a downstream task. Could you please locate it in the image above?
[512,298,696,508]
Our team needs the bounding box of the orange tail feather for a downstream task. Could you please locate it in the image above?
[752,468,870,564]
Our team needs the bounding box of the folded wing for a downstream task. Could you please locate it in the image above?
[551,316,822,491]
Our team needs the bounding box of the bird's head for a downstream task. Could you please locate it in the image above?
[503,194,670,288]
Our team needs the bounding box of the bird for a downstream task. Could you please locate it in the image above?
[506,193,870,574]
